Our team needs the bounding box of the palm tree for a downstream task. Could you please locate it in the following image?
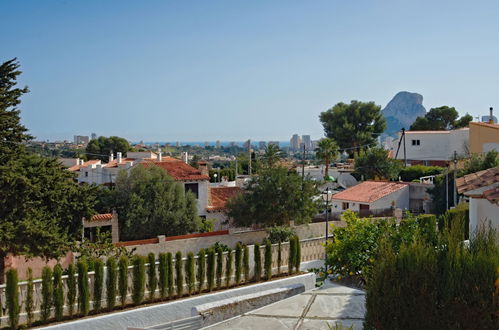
[315,138,338,179]
[262,144,281,168]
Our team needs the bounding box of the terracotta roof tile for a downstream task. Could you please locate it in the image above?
[68,160,101,172]
[405,130,450,134]
[208,186,242,211]
[142,160,210,181]
[470,122,499,129]
[483,186,499,204]
[90,213,113,221]
[455,167,499,194]
[331,181,408,203]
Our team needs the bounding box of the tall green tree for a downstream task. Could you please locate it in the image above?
[85,136,131,161]
[320,100,386,155]
[113,165,199,240]
[226,166,319,227]
[410,106,472,131]
[354,146,402,180]
[262,144,282,168]
[315,138,339,178]
[0,59,96,283]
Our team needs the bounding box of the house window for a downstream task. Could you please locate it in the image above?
[184,183,199,199]
[342,202,349,210]
[85,171,88,177]
[412,139,420,146]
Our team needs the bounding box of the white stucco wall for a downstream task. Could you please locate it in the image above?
[469,198,498,234]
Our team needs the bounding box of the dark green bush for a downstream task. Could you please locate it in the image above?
[243,245,250,282]
[41,266,53,322]
[93,259,104,312]
[77,260,90,316]
[175,251,184,297]
[294,236,301,273]
[216,247,224,289]
[399,164,443,182]
[118,256,129,307]
[225,248,233,287]
[439,202,470,239]
[207,248,216,291]
[235,243,242,284]
[66,263,77,317]
[254,243,262,281]
[266,226,295,243]
[106,257,118,310]
[6,269,19,329]
[288,237,296,274]
[264,240,272,280]
[53,264,64,321]
[158,253,168,299]
[186,252,195,295]
[167,252,174,299]
[147,253,157,301]
[132,256,146,305]
[277,241,282,274]
[197,248,206,293]
[25,268,34,326]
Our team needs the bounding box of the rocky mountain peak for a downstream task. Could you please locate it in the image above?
[382,91,426,136]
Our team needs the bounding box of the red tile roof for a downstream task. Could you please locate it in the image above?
[331,181,408,203]
[208,186,242,211]
[90,213,113,221]
[68,160,101,172]
[142,160,210,181]
[104,158,136,168]
[456,167,499,204]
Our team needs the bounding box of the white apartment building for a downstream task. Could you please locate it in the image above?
[301,135,312,151]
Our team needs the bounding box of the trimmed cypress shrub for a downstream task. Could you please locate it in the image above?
[294,236,301,273]
[264,239,272,280]
[175,251,184,297]
[216,247,223,289]
[288,237,296,274]
[186,252,195,295]
[197,248,206,293]
[147,253,157,301]
[132,256,146,305]
[158,253,168,299]
[53,264,64,321]
[66,263,77,317]
[41,266,53,322]
[225,248,233,287]
[167,252,174,299]
[118,256,129,307]
[207,248,216,291]
[77,260,90,316]
[243,245,250,282]
[235,243,242,284]
[277,241,282,274]
[6,269,19,329]
[106,257,118,311]
[25,268,34,326]
[254,243,262,281]
[93,259,104,312]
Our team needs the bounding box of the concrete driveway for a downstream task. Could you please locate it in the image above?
[204,280,366,330]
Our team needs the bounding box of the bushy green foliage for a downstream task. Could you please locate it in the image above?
[439,202,470,239]
[225,248,233,287]
[235,243,242,284]
[196,217,215,233]
[410,106,470,131]
[264,240,272,280]
[175,251,184,297]
[288,238,296,275]
[106,257,118,310]
[132,256,146,305]
[6,269,19,329]
[294,236,301,273]
[266,226,296,243]
[85,135,131,161]
[399,165,444,182]
[158,253,168,299]
[41,266,53,322]
[147,253,157,301]
[315,138,339,178]
[186,252,195,295]
[354,146,402,180]
[207,249,216,291]
[53,264,64,321]
[243,245,250,282]
[254,243,262,281]
[364,221,499,329]
[77,260,90,316]
[66,263,77,317]
[118,256,129,307]
[197,249,206,293]
[25,268,34,326]
[93,259,104,312]
[167,252,174,299]
[277,241,282,274]
[216,248,224,289]
[463,150,498,174]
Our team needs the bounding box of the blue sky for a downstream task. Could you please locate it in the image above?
[1,0,498,141]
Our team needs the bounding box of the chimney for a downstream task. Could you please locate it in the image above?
[489,107,494,124]
[157,148,162,161]
[109,152,114,162]
[181,152,188,164]
[117,152,122,163]
[79,159,85,165]
[198,161,208,176]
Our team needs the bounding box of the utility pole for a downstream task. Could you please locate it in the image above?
[402,128,407,167]
[453,151,458,206]
[248,139,252,176]
[445,164,449,211]
[302,144,306,178]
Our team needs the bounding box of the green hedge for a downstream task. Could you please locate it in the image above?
[175,251,183,297]
[254,243,262,281]
[264,240,272,280]
[158,253,168,299]
[41,266,53,322]
[77,260,90,316]
[235,243,242,284]
[106,257,118,310]
[288,237,296,274]
[243,245,250,282]
[6,269,19,329]
[399,165,443,182]
[216,248,223,289]
[197,248,206,293]
[167,252,174,299]
[225,248,233,287]
[294,236,301,273]
[439,202,470,239]
[207,248,216,291]
[118,256,129,307]
[277,241,282,274]
[132,256,146,305]
[66,263,77,317]
[186,252,195,295]
[93,259,104,312]
[147,253,157,301]
[25,268,34,326]
[53,264,64,321]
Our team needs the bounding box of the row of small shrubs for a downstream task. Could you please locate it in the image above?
[2,238,303,328]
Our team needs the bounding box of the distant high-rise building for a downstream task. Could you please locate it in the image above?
[91,133,97,140]
[74,135,90,145]
[258,141,267,150]
[204,141,209,147]
[215,140,221,148]
[244,139,251,150]
[311,140,319,151]
[269,141,280,148]
[230,142,237,147]
[290,134,301,151]
[301,135,312,150]
[176,141,180,147]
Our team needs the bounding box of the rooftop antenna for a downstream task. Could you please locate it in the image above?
[489,107,494,124]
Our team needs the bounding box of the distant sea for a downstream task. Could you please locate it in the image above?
[135,141,291,148]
